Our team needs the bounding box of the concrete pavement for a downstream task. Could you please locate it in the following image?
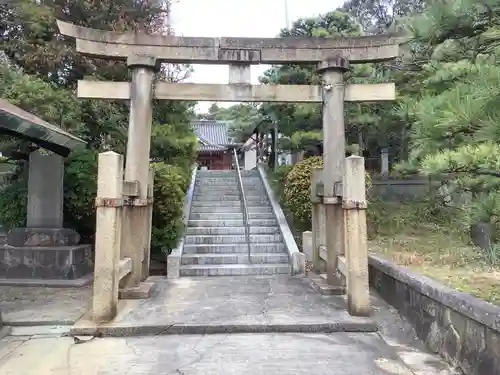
[70,276,376,336]
[0,275,459,374]
[0,332,416,375]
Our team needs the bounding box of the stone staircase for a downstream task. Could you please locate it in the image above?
[0,225,5,246]
[180,169,291,276]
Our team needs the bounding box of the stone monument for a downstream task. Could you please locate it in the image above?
[0,149,92,285]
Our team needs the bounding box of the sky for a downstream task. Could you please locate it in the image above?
[170,0,343,113]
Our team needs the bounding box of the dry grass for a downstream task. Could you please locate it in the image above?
[368,203,500,305]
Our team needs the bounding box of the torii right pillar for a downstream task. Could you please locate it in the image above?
[318,56,371,316]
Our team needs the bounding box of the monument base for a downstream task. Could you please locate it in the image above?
[0,244,93,281]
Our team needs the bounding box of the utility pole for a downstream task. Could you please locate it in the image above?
[166,0,172,35]
[274,121,279,172]
[284,0,290,29]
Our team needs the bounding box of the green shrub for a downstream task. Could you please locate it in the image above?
[151,162,191,255]
[64,150,99,242]
[0,180,27,229]
[0,150,98,238]
[269,164,294,200]
[283,157,323,232]
[283,156,372,232]
[65,151,193,254]
[0,151,193,256]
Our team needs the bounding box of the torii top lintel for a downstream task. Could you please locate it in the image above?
[57,20,404,65]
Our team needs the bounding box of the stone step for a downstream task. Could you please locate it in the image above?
[194,180,238,190]
[194,184,264,190]
[179,263,291,277]
[194,187,264,193]
[189,212,275,220]
[197,173,260,177]
[242,186,264,191]
[194,184,263,190]
[190,201,268,207]
[184,234,281,244]
[197,170,258,175]
[195,182,262,187]
[181,253,289,265]
[196,171,235,175]
[196,178,261,184]
[190,206,271,214]
[193,189,266,195]
[187,219,278,227]
[195,189,266,194]
[193,194,267,200]
[182,243,286,254]
[192,196,268,202]
[195,180,242,184]
[186,226,280,235]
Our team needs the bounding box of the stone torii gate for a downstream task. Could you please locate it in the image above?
[57,20,402,322]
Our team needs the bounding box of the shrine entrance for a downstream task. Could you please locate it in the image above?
[57,19,403,322]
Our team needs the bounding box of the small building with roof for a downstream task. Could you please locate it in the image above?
[191,120,239,170]
[0,99,92,286]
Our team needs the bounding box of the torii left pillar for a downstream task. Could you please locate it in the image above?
[318,56,349,290]
[121,55,158,289]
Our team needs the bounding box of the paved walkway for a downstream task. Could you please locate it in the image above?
[0,332,414,375]
[72,276,375,335]
[0,275,459,374]
[0,286,90,325]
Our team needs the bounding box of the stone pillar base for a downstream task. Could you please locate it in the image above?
[0,244,93,280]
[0,227,93,286]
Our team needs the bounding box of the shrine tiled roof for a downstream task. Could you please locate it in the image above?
[191,121,230,152]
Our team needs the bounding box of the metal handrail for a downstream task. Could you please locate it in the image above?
[233,148,252,264]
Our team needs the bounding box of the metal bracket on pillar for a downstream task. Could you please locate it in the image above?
[342,199,368,210]
[95,198,125,208]
[323,197,340,204]
[124,198,154,207]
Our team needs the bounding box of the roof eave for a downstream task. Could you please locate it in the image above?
[0,99,86,156]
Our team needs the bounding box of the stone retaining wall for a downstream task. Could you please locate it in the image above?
[369,178,433,201]
[369,255,500,375]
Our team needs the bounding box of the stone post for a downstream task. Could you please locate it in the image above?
[343,155,371,316]
[142,167,154,281]
[318,56,349,288]
[121,55,158,289]
[244,148,257,170]
[301,231,313,262]
[381,147,389,177]
[27,149,64,228]
[92,151,123,323]
[310,168,326,273]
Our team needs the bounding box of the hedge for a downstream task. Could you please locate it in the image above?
[0,150,192,255]
[151,162,191,255]
[283,157,323,232]
[282,156,372,232]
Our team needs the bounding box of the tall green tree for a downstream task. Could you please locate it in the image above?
[0,0,168,86]
[258,10,405,167]
[341,0,425,33]
[393,0,500,223]
[0,0,194,151]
